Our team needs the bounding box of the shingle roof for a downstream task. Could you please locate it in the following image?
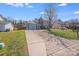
[0,21,10,25]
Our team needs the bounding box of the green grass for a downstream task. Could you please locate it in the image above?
[47,29,78,40]
[0,30,29,56]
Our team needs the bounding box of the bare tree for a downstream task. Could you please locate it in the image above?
[34,18,39,29]
[38,17,44,29]
[43,4,57,30]
[69,19,79,38]
[34,17,44,29]
[69,19,78,31]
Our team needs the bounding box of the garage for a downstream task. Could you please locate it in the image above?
[26,22,40,30]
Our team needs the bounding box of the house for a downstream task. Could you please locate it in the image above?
[26,21,40,30]
[13,24,26,30]
[0,22,13,32]
[26,20,63,30]
[42,20,62,29]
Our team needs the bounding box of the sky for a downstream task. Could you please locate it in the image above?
[0,3,79,21]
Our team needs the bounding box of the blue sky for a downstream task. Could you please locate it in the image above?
[0,3,79,21]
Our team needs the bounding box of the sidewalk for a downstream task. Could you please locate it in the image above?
[26,30,47,56]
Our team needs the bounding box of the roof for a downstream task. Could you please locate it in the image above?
[0,21,11,25]
[27,21,37,24]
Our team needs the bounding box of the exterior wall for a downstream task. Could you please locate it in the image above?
[26,22,62,30]
[0,24,5,31]
[26,23,40,30]
[5,23,13,31]
[26,23,36,30]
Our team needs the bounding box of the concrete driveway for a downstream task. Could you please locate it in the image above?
[26,30,79,56]
[26,30,47,56]
[34,30,79,56]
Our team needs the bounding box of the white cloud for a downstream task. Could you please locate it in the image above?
[74,10,79,14]
[24,3,29,6]
[6,3,24,7]
[58,3,67,6]
[5,3,32,8]
[28,5,33,8]
[40,12,45,15]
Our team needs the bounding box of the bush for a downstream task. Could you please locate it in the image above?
[5,29,10,32]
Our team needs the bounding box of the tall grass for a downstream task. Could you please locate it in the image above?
[47,29,78,40]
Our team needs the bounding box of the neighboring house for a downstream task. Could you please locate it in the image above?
[52,23,61,29]
[26,21,40,30]
[0,22,13,32]
[14,24,26,30]
[13,21,28,30]
[41,20,61,29]
[26,20,63,30]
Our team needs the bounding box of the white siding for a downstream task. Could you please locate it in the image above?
[5,23,13,31]
[27,23,37,30]
[0,24,5,31]
[26,23,40,30]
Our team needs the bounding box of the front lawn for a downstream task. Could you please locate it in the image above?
[0,30,29,56]
[47,29,78,40]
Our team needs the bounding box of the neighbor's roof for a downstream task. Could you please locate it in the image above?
[0,21,11,25]
[27,21,36,24]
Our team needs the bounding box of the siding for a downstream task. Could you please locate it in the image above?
[26,23,40,30]
[5,23,13,31]
[0,24,5,31]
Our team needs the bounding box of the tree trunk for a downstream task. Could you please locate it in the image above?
[48,17,52,29]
